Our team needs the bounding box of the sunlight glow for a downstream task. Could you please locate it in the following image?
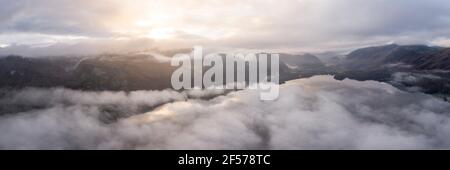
[147,28,176,40]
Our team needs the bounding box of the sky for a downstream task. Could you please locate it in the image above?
[1,0,450,56]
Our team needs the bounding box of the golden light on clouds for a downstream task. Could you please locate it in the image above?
[1,0,450,55]
[96,0,265,41]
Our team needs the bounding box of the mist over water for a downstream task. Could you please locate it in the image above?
[0,76,449,149]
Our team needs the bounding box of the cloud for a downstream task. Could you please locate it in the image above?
[0,76,450,149]
[0,0,125,36]
[1,0,450,54]
[389,72,450,95]
[0,37,155,57]
[391,72,442,84]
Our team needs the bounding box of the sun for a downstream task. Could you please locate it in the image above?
[146,28,176,40]
[133,15,178,40]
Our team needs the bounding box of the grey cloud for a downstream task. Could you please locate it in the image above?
[1,0,450,53]
[0,0,121,36]
[1,76,450,149]
[215,0,450,52]
[0,37,156,57]
[389,72,449,94]
[391,72,442,84]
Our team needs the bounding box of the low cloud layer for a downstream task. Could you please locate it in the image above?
[0,76,450,149]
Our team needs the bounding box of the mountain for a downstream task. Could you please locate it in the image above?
[414,48,450,70]
[341,44,448,70]
[0,54,175,91]
[0,52,331,90]
[68,54,175,91]
[279,53,324,69]
[0,45,448,100]
[334,44,450,100]
[336,44,450,72]
[277,53,332,80]
[0,55,78,88]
